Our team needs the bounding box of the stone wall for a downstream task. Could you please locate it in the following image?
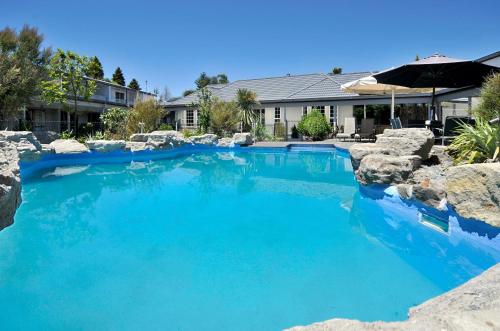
[349,128,500,227]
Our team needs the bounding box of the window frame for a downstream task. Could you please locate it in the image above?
[274,107,281,123]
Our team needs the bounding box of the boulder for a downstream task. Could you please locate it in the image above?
[129,133,150,142]
[0,138,21,231]
[190,134,218,146]
[86,140,126,153]
[125,141,151,152]
[446,163,500,227]
[217,137,234,147]
[0,131,44,162]
[48,139,89,154]
[33,131,60,144]
[378,128,434,160]
[356,154,422,185]
[349,143,393,170]
[130,131,189,149]
[403,165,448,209]
[233,132,253,145]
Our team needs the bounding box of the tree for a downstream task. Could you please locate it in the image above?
[128,78,141,90]
[195,72,211,89]
[41,49,97,135]
[415,54,420,61]
[126,99,164,135]
[100,107,128,139]
[210,99,239,137]
[87,56,104,79]
[236,88,259,131]
[112,67,125,86]
[0,25,51,121]
[183,89,195,97]
[473,73,500,121]
[331,67,342,75]
[190,87,213,133]
[217,73,229,84]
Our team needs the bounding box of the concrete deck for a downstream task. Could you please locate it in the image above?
[252,139,356,150]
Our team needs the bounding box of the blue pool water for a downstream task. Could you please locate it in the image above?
[1,148,499,331]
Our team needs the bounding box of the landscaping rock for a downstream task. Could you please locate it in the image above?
[125,141,150,152]
[190,134,218,146]
[286,263,500,331]
[378,128,434,160]
[446,163,500,227]
[356,154,422,185]
[0,131,44,162]
[408,165,448,209]
[33,130,60,144]
[233,132,253,145]
[48,139,89,154]
[86,140,126,153]
[0,138,21,231]
[217,137,234,147]
[130,131,189,149]
[129,133,150,142]
[349,143,393,170]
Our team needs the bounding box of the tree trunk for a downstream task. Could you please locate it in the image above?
[74,97,78,136]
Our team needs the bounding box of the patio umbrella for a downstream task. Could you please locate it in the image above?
[373,54,499,119]
[341,75,433,119]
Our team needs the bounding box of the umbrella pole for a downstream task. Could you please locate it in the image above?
[391,89,395,119]
[431,86,436,121]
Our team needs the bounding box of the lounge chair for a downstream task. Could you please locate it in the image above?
[390,117,402,129]
[436,116,475,145]
[355,118,375,141]
[337,117,356,141]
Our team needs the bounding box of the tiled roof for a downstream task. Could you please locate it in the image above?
[166,72,373,106]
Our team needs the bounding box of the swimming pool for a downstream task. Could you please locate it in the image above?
[1,147,499,330]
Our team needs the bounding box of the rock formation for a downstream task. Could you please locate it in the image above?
[0,137,21,231]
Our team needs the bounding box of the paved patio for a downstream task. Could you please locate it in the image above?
[252,139,356,150]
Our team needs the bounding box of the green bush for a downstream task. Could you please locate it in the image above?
[253,122,271,141]
[448,118,499,163]
[210,100,239,137]
[473,73,500,121]
[101,107,128,139]
[158,123,174,131]
[297,110,331,141]
[126,99,165,135]
[274,122,286,141]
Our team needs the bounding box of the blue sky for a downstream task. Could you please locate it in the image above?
[1,0,499,96]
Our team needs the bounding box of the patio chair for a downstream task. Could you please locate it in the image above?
[390,117,402,129]
[355,118,375,142]
[435,116,475,145]
[337,117,356,141]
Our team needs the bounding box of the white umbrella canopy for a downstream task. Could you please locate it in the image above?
[341,75,433,119]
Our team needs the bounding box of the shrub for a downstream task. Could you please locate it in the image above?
[60,130,74,139]
[448,118,499,163]
[274,122,286,141]
[158,123,173,131]
[253,122,271,141]
[182,128,202,138]
[297,110,331,140]
[473,73,500,121]
[291,124,299,139]
[126,99,164,135]
[101,107,128,139]
[210,100,239,137]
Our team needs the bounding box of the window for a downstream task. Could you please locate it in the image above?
[302,106,308,116]
[274,107,281,123]
[330,105,337,125]
[115,91,125,102]
[186,109,194,126]
[254,109,265,125]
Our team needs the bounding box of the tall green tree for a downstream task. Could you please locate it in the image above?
[190,87,213,133]
[112,67,125,86]
[236,88,259,131]
[0,25,51,120]
[331,67,342,75]
[217,73,229,84]
[195,72,229,89]
[41,49,97,134]
[128,78,141,90]
[86,56,104,79]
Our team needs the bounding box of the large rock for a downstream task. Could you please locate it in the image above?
[446,163,500,227]
[190,134,218,146]
[130,131,189,150]
[125,141,151,152]
[349,143,393,170]
[0,138,21,231]
[233,132,253,145]
[356,154,422,185]
[377,128,434,160]
[0,131,44,161]
[86,140,126,153]
[33,131,60,144]
[408,165,447,209]
[286,263,500,331]
[217,137,234,147]
[48,139,89,154]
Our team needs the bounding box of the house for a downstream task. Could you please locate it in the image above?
[2,78,156,133]
[165,51,500,138]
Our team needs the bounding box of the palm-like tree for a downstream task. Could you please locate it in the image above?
[236,88,259,131]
